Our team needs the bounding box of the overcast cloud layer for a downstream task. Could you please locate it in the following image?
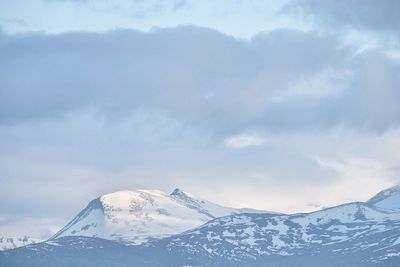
[1,0,400,239]
[287,0,400,33]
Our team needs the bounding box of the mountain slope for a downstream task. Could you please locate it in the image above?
[170,188,272,218]
[368,185,400,211]
[51,188,271,244]
[165,202,400,264]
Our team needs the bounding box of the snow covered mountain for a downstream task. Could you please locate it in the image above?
[2,201,400,266]
[51,188,270,244]
[165,202,400,264]
[2,184,400,266]
[368,184,400,211]
[0,236,39,251]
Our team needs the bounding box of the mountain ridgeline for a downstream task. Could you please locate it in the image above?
[1,186,400,266]
[50,188,271,245]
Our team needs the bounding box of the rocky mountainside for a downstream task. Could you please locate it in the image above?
[164,202,400,265]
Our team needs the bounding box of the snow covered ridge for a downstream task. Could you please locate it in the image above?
[168,202,400,260]
[2,200,400,266]
[2,184,400,253]
[0,236,40,251]
[1,185,400,266]
[367,184,400,211]
[50,188,274,245]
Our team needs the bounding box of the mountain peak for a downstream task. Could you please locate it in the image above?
[51,188,269,245]
[170,188,185,196]
[170,188,194,198]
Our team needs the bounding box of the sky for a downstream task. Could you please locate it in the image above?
[1,0,400,239]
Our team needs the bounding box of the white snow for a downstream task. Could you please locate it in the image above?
[368,185,400,211]
[170,189,272,218]
[372,194,400,211]
[172,195,400,259]
[52,188,266,244]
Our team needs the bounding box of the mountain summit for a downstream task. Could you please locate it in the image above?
[51,188,270,244]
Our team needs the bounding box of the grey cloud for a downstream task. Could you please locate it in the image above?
[0,111,340,222]
[0,17,28,27]
[172,0,187,10]
[0,26,346,134]
[43,0,90,3]
[260,50,400,132]
[1,26,399,133]
[285,0,400,33]
[42,0,188,17]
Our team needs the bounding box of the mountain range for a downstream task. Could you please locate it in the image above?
[1,185,400,266]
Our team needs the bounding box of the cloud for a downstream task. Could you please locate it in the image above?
[2,27,332,127]
[2,26,399,134]
[1,25,400,238]
[1,108,400,236]
[0,216,62,239]
[0,25,383,134]
[285,0,400,34]
[224,134,265,148]
[43,0,91,3]
[43,0,188,17]
[0,17,28,27]
[189,128,400,213]
[259,50,400,132]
